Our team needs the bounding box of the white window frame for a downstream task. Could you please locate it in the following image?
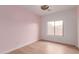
[47,20,64,36]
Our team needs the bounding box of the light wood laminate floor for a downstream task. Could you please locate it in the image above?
[9,41,79,54]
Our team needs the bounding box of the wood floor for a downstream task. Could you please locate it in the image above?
[9,41,79,54]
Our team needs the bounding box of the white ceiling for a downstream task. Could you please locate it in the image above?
[22,5,76,16]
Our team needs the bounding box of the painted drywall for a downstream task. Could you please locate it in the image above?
[0,6,40,53]
[40,8,77,45]
[77,6,79,48]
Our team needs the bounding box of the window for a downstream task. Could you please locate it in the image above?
[47,20,63,36]
[55,20,63,36]
[48,21,54,35]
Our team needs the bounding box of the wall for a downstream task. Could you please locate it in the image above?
[40,8,77,45]
[0,6,40,53]
[77,6,79,48]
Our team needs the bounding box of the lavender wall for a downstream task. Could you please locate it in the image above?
[77,6,79,48]
[0,6,40,53]
[40,8,77,45]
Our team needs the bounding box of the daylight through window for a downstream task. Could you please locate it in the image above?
[48,20,63,36]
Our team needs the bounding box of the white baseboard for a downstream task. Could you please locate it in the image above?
[1,40,38,54]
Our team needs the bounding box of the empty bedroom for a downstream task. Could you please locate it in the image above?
[0,5,79,54]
